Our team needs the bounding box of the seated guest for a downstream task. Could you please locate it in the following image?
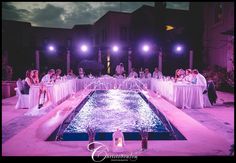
[55,69,62,80]
[175,69,184,81]
[115,63,125,76]
[52,73,58,82]
[183,69,192,82]
[152,67,163,79]
[32,70,39,84]
[139,67,144,78]
[193,69,211,105]
[194,69,208,91]
[128,68,138,78]
[41,69,55,83]
[21,70,34,94]
[191,69,198,84]
[144,68,151,78]
[67,69,76,79]
[180,68,185,77]
[78,67,85,79]
[88,73,94,78]
[174,69,179,79]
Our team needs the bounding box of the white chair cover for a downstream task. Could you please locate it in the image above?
[15,80,29,109]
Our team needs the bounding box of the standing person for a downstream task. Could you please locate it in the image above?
[115,63,125,76]
[152,67,163,79]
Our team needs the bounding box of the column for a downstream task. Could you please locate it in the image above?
[67,50,70,73]
[189,50,193,69]
[98,48,102,64]
[107,49,110,74]
[128,48,132,74]
[35,50,40,71]
[98,48,102,76]
[158,50,162,72]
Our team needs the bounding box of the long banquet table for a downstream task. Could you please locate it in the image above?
[150,78,211,109]
[27,77,210,110]
[29,79,76,109]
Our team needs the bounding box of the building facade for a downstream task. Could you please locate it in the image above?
[203,2,234,72]
[2,3,207,79]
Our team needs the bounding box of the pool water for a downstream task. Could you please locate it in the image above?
[47,90,186,141]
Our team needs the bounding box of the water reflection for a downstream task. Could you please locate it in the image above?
[64,90,167,133]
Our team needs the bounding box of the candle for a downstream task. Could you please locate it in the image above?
[117,138,123,147]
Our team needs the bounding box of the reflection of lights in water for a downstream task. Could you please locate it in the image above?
[64,90,166,133]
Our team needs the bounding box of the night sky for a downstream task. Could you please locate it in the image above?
[2,2,189,28]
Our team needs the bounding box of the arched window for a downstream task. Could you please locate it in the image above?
[215,2,223,24]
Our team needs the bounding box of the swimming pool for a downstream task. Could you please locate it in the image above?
[47,90,185,141]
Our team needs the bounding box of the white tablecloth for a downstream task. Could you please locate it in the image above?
[150,78,210,109]
[29,79,76,109]
[28,77,210,109]
[150,79,174,102]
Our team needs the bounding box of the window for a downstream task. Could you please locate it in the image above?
[214,3,223,24]
[120,26,128,41]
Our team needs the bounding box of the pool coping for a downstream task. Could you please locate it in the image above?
[2,89,231,156]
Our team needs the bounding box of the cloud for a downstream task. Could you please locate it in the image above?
[166,2,189,10]
[63,2,123,26]
[2,2,188,28]
[2,2,31,21]
[119,2,154,12]
[67,2,154,24]
[30,4,65,28]
[63,2,98,26]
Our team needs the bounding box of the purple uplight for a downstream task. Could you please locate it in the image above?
[81,45,88,52]
[174,44,184,54]
[48,45,55,51]
[112,45,119,52]
[142,45,150,52]
[176,46,182,52]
